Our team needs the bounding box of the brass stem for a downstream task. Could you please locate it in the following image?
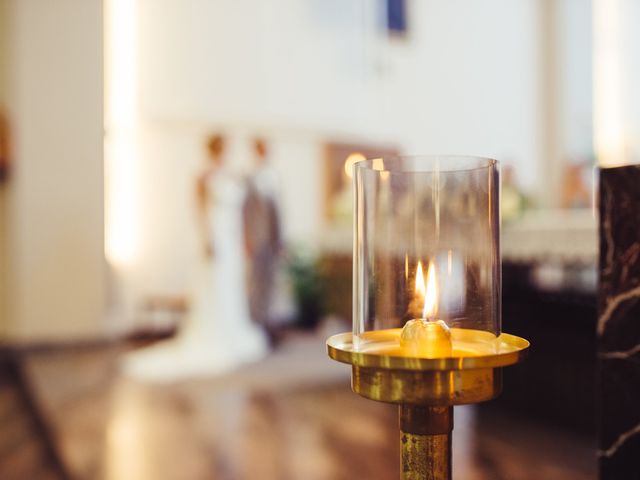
[399,405,453,480]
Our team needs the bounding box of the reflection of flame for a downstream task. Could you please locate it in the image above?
[415,261,425,297]
[404,254,409,282]
[423,261,438,319]
[372,157,390,181]
[344,152,366,179]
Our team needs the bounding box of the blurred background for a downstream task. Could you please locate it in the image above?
[0,0,637,478]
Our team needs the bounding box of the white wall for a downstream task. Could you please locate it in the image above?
[594,0,640,165]
[558,0,593,161]
[622,0,640,156]
[137,0,544,174]
[1,0,104,341]
[380,0,542,187]
[109,0,590,324]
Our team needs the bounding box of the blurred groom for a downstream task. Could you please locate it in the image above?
[243,138,283,331]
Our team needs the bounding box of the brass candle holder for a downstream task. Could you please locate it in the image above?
[328,328,529,479]
[327,156,530,479]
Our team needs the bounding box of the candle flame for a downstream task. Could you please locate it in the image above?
[423,261,438,319]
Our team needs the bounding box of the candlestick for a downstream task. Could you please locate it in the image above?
[328,155,529,479]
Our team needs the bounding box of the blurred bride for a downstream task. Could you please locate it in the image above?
[123,134,268,382]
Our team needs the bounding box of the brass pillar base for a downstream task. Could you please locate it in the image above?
[353,365,501,406]
[400,406,452,480]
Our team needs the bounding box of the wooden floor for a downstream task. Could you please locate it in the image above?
[16,329,596,480]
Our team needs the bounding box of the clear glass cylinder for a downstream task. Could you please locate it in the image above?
[352,156,500,354]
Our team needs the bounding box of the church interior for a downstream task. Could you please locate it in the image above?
[1,1,639,479]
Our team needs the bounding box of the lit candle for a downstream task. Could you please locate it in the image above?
[400,260,453,358]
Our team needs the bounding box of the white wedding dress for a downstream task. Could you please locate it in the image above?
[122,170,268,382]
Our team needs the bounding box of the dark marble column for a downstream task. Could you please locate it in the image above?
[598,165,640,478]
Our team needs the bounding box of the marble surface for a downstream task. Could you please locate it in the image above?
[10,331,596,480]
[598,165,640,478]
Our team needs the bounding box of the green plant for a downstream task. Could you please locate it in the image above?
[286,250,325,329]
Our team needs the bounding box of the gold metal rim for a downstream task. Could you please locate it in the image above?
[327,330,529,371]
